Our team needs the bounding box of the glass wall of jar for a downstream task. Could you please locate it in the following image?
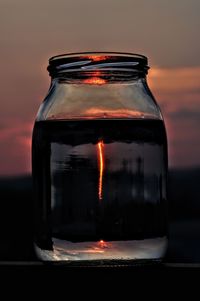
[32,52,168,264]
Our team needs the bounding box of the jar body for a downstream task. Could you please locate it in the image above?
[32,53,168,263]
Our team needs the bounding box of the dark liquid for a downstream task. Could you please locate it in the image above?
[32,119,168,260]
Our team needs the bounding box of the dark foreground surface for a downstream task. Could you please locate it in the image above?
[0,168,200,265]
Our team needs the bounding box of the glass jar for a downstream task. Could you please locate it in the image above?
[32,52,168,264]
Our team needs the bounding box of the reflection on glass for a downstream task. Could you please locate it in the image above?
[97,141,104,200]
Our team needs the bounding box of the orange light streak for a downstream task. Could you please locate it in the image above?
[81,55,109,62]
[83,77,106,85]
[82,70,106,85]
[89,55,108,61]
[97,141,104,200]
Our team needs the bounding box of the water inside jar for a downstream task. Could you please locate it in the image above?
[32,118,167,262]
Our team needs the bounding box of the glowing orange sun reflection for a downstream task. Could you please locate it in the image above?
[97,141,104,200]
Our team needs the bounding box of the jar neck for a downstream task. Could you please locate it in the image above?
[47,52,149,84]
[53,71,147,85]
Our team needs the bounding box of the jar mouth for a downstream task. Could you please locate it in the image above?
[48,52,149,81]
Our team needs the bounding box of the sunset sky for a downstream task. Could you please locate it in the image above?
[0,0,200,175]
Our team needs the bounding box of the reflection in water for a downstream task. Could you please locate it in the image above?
[98,239,107,248]
[97,141,104,200]
[32,119,168,261]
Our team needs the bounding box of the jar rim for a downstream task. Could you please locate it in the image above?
[49,52,147,63]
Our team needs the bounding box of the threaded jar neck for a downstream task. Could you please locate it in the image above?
[47,52,149,83]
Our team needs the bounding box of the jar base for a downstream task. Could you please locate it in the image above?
[35,236,167,264]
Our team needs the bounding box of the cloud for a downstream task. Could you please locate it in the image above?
[168,109,200,121]
[148,67,200,117]
[149,67,200,96]
[148,67,200,167]
[0,121,32,175]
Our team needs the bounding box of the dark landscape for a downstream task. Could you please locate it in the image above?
[0,168,200,262]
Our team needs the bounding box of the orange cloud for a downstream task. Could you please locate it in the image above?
[148,67,200,110]
[148,66,200,167]
[0,121,32,175]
